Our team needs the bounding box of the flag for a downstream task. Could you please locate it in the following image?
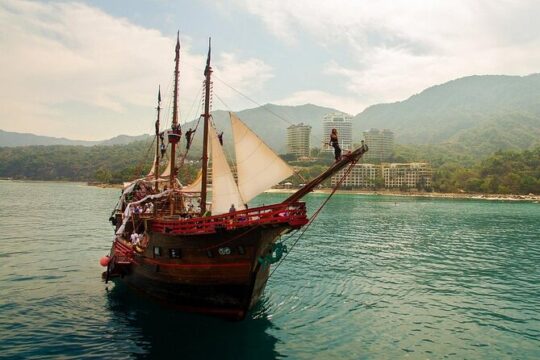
[204,37,211,76]
[174,31,180,62]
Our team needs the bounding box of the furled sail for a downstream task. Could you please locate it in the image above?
[209,125,244,214]
[231,112,294,202]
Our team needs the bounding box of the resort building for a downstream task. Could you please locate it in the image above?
[330,163,380,188]
[331,162,432,189]
[323,112,352,152]
[382,163,432,189]
[287,123,312,157]
[363,128,394,162]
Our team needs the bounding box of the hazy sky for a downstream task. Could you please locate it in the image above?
[1,0,539,140]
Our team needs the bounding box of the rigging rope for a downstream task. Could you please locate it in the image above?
[268,159,358,278]
[212,91,306,185]
[213,74,327,147]
[132,136,156,179]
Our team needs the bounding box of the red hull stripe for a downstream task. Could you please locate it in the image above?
[135,258,251,269]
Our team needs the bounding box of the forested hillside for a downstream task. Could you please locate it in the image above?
[1,141,539,195]
[355,74,540,153]
[0,142,153,183]
[433,147,540,194]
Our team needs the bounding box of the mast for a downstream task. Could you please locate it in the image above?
[154,86,161,192]
[170,32,181,190]
[200,38,212,215]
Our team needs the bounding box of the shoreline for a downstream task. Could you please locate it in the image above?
[265,188,540,202]
[2,179,537,202]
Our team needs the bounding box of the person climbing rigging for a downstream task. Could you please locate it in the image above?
[218,131,224,146]
[185,128,195,150]
[160,142,166,157]
[329,128,341,161]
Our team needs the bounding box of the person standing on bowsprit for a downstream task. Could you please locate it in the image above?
[329,128,341,162]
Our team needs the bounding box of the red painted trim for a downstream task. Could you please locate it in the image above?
[135,257,251,270]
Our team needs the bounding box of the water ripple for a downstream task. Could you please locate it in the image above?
[1,182,539,359]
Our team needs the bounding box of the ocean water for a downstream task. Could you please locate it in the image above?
[0,180,539,359]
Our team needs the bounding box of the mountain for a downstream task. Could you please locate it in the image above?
[354,74,540,152]
[98,134,151,146]
[185,103,341,153]
[0,130,150,147]
[1,104,339,152]
[4,74,540,155]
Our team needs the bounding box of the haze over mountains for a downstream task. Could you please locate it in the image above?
[0,130,150,147]
[2,74,540,155]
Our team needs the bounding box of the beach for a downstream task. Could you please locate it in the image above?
[265,188,540,202]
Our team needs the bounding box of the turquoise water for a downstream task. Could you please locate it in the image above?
[0,180,539,359]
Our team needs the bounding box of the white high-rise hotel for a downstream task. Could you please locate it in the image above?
[287,123,312,157]
[322,113,352,152]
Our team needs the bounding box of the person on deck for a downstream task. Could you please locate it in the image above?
[185,128,195,150]
[130,232,140,246]
[144,202,154,214]
[330,128,341,162]
[229,204,236,213]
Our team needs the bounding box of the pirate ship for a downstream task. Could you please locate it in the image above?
[102,35,368,319]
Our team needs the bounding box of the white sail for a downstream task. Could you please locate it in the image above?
[209,125,244,214]
[147,154,157,177]
[160,157,171,178]
[181,171,202,192]
[231,112,294,202]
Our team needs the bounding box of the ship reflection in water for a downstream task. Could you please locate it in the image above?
[105,282,279,359]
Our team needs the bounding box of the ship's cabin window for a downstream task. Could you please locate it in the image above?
[153,246,161,257]
[218,247,231,256]
[169,248,181,259]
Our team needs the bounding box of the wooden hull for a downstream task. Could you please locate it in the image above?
[109,224,291,320]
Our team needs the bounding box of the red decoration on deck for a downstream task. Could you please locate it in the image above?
[99,255,110,267]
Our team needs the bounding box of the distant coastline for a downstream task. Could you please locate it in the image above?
[265,188,540,202]
[3,179,536,202]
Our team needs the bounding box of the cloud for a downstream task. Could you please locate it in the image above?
[0,0,273,139]
[238,0,540,110]
[212,52,274,111]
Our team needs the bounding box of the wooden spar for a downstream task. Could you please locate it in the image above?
[154,86,161,192]
[169,32,181,216]
[200,38,212,215]
[282,143,369,204]
[170,32,181,190]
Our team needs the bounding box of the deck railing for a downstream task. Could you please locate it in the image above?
[149,202,308,235]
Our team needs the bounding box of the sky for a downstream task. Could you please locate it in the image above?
[1,0,539,140]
